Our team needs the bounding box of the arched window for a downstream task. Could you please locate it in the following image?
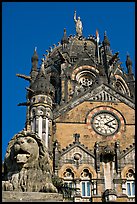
[80,169,92,197]
[115,75,130,97]
[115,80,126,95]
[125,169,135,198]
[63,168,75,198]
[76,70,96,91]
[31,108,36,132]
[37,106,44,116]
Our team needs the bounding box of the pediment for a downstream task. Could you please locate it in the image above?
[60,142,95,166]
[84,84,134,104]
[54,83,135,119]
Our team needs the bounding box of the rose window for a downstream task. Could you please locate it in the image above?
[79,76,93,88]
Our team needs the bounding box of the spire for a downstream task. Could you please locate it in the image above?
[126,54,132,74]
[103,31,112,57]
[31,47,38,64]
[30,48,39,83]
[31,47,38,71]
[103,31,110,46]
[61,28,69,45]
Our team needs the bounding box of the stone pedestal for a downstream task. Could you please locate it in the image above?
[2,191,63,202]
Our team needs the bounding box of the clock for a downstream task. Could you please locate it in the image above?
[91,111,120,136]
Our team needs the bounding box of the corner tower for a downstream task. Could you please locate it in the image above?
[17,51,55,151]
[28,59,55,149]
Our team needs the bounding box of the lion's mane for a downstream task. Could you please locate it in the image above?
[3,130,57,193]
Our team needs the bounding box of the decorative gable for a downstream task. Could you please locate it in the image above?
[120,143,135,168]
[59,134,95,169]
[60,146,95,167]
[89,90,119,102]
[54,83,135,119]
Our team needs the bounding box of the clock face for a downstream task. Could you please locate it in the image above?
[91,111,120,136]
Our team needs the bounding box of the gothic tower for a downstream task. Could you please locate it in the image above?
[17,50,55,152]
[5,11,135,202]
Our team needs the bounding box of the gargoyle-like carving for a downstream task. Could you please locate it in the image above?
[2,130,57,193]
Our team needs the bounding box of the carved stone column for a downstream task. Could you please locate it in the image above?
[115,141,121,175]
[74,179,81,202]
[94,142,100,173]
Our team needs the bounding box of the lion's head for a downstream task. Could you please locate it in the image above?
[3,130,57,193]
[12,136,39,166]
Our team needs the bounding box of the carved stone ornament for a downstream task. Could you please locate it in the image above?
[2,130,57,193]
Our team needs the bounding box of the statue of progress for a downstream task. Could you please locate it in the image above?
[74,10,83,36]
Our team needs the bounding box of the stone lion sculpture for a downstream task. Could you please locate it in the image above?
[2,130,57,193]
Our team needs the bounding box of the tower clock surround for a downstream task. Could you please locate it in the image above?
[91,110,120,136]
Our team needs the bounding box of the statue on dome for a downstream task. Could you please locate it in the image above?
[74,11,83,36]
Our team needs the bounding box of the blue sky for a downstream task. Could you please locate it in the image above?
[2,2,135,161]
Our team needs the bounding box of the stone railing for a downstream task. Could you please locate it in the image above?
[2,191,63,202]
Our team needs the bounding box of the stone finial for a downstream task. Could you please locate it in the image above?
[126,54,132,74]
[31,47,38,63]
[61,28,69,46]
[73,133,80,143]
[103,31,110,46]
[30,48,39,80]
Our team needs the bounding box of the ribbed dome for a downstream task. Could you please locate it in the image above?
[67,37,96,57]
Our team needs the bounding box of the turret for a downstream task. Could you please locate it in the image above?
[28,59,55,150]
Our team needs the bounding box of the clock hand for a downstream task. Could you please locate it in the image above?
[105,123,115,129]
[105,118,115,125]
